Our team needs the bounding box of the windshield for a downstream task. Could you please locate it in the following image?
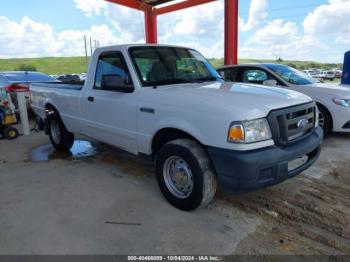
[267,64,319,85]
[129,46,221,87]
[5,72,57,82]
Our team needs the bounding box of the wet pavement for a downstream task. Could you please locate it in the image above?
[30,140,97,162]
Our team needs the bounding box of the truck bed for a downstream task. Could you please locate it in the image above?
[31,82,84,91]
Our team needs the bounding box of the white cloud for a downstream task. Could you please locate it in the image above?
[73,0,107,17]
[0,16,129,58]
[239,0,268,32]
[303,0,350,35]
[242,19,331,61]
[248,19,298,45]
[0,16,59,58]
[159,1,223,38]
[1,0,347,63]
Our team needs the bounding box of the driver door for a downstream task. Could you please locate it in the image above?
[80,51,138,154]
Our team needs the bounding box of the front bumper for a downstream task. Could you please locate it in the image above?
[207,127,323,192]
[330,105,350,132]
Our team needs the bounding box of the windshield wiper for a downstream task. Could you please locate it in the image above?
[179,77,217,84]
[145,77,217,87]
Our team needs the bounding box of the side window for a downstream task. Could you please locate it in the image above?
[94,52,131,91]
[0,76,6,87]
[242,69,268,84]
[220,68,238,82]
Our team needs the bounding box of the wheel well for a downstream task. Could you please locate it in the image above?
[45,103,58,114]
[316,102,333,129]
[44,104,59,134]
[152,128,200,156]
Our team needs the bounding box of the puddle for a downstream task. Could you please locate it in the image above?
[29,139,154,177]
[30,140,97,162]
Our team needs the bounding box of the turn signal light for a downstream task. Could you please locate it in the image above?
[228,124,245,143]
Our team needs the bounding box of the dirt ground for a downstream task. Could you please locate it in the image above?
[215,133,350,255]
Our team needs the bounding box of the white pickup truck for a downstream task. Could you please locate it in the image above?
[31,44,323,210]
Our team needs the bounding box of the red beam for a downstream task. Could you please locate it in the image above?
[224,0,238,65]
[154,0,217,16]
[145,7,158,43]
[105,0,148,11]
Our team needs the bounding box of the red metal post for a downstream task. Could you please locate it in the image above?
[154,0,216,15]
[105,0,146,11]
[144,7,158,44]
[224,0,238,65]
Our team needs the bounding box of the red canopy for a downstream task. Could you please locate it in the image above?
[105,0,238,64]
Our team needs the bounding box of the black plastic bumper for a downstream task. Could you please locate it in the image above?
[207,127,323,192]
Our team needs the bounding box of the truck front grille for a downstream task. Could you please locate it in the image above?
[267,102,316,147]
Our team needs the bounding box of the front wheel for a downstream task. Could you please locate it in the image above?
[47,113,75,151]
[4,126,19,140]
[318,105,331,135]
[156,139,217,211]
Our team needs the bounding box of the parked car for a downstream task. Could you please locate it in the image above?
[31,45,322,211]
[57,74,82,83]
[217,64,350,134]
[318,70,335,81]
[318,71,327,79]
[335,70,342,79]
[0,71,57,115]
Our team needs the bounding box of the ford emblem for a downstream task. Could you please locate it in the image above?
[297,119,309,129]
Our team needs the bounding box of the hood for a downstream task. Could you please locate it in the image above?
[303,82,350,98]
[147,81,313,120]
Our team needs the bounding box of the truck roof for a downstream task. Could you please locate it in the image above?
[94,43,195,52]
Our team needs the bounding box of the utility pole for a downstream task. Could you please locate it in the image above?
[84,35,88,70]
[90,38,93,57]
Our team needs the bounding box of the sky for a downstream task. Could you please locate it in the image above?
[0,0,349,63]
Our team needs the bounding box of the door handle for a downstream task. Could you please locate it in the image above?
[88,96,94,102]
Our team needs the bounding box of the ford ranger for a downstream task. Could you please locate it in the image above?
[31,44,323,211]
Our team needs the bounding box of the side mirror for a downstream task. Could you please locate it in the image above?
[263,79,278,86]
[102,74,134,93]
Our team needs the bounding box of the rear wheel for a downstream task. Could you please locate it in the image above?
[156,139,217,211]
[47,113,74,151]
[4,126,19,140]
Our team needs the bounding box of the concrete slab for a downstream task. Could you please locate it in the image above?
[0,133,260,255]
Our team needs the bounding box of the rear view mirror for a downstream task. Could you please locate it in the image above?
[102,74,134,93]
[263,80,278,86]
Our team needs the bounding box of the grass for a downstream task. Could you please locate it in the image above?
[0,56,342,75]
[0,57,90,75]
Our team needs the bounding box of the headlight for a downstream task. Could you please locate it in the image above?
[332,98,350,107]
[228,118,272,144]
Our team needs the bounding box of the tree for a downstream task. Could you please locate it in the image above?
[276,57,283,64]
[286,63,297,68]
[15,64,37,72]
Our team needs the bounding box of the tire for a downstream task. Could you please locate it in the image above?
[47,113,74,151]
[318,104,331,135]
[156,139,217,211]
[4,126,19,140]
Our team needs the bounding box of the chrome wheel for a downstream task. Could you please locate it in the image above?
[163,156,194,199]
[50,119,61,144]
[319,111,325,129]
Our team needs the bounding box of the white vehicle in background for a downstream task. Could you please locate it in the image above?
[30,44,322,211]
[318,71,327,79]
[218,63,350,134]
[325,71,336,81]
[304,69,319,79]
